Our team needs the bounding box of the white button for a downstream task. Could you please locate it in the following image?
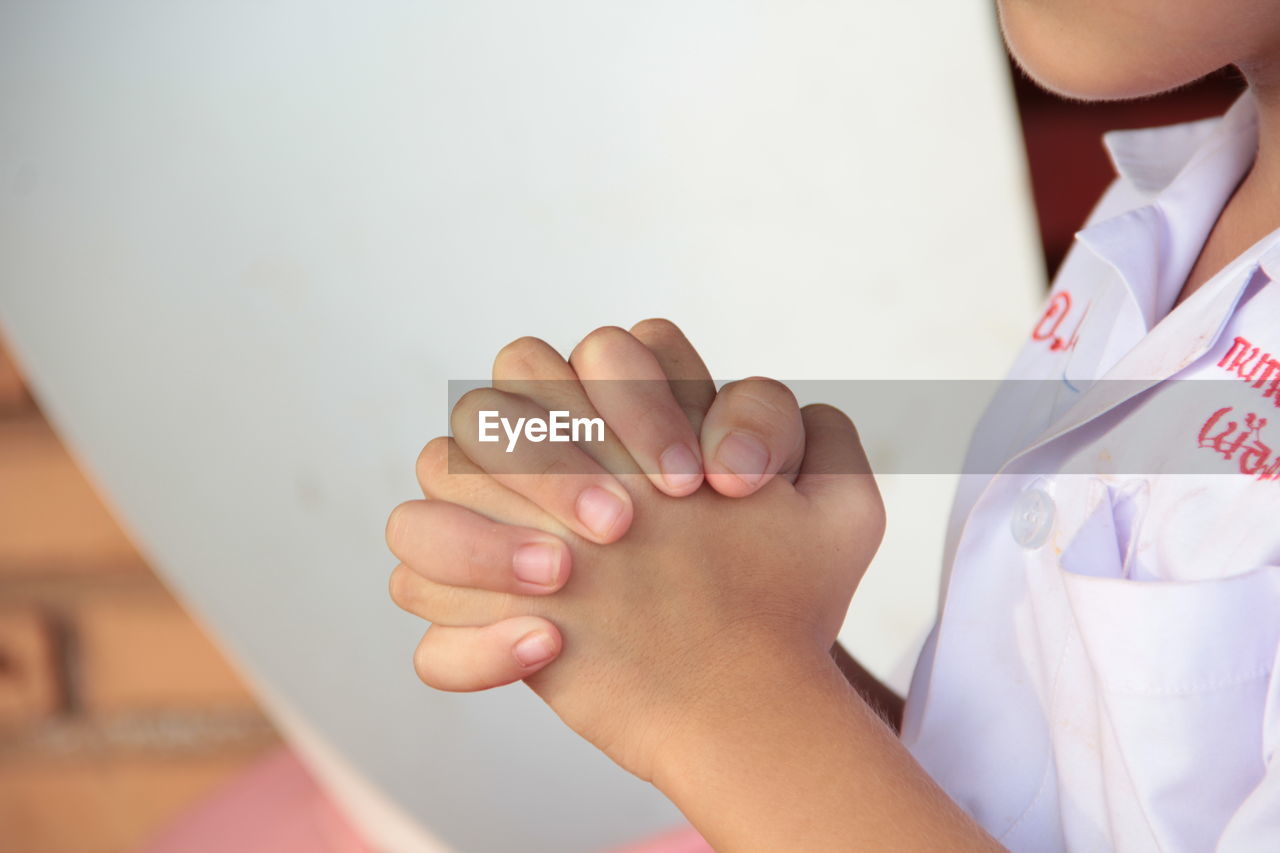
[1011,487,1054,549]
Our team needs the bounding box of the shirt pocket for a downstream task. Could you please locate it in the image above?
[1052,497,1280,852]
[1054,479,1280,691]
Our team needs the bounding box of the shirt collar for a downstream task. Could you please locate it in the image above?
[1102,91,1257,195]
[1261,236,1280,284]
[1075,90,1260,335]
[1007,92,1280,465]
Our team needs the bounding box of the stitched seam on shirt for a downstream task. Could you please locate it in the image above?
[1095,679,1164,847]
[999,622,1075,841]
[1103,666,1272,696]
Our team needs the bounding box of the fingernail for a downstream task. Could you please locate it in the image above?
[576,486,625,539]
[514,631,557,668]
[659,444,701,493]
[512,543,562,587]
[716,432,769,487]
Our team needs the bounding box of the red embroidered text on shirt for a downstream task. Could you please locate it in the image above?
[1031,291,1082,353]
[1217,336,1280,408]
[1197,405,1280,481]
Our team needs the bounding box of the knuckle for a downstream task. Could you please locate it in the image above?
[462,532,492,587]
[415,436,453,488]
[834,476,886,544]
[412,638,440,686]
[852,490,887,554]
[802,403,865,453]
[727,377,799,428]
[572,325,632,366]
[629,317,682,343]
[384,501,418,551]
[868,490,887,541]
[738,376,798,406]
[388,563,418,609]
[535,455,574,480]
[450,387,505,436]
[452,386,500,418]
[803,402,857,433]
[492,591,524,623]
[493,335,558,378]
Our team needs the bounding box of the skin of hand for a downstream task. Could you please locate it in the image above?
[386,322,886,782]
[386,320,820,691]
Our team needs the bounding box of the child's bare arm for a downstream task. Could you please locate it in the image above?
[832,640,905,732]
[654,631,998,852]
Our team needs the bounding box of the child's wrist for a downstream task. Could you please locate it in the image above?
[649,635,847,797]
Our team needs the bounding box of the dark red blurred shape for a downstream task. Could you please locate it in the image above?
[1012,63,1246,278]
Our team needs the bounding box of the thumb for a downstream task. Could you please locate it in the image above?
[701,377,806,498]
[793,404,884,529]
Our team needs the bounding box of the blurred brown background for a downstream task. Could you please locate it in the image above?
[0,62,1249,853]
[1015,65,1246,275]
[0,340,280,852]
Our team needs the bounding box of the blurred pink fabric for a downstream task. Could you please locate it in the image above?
[145,745,711,853]
[142,747,369,853]
[606,826,713,853]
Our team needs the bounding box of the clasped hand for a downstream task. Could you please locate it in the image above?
[386,320,884,781]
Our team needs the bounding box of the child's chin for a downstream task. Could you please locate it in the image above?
[997,1,1228,103]
[1010,50,1224,104]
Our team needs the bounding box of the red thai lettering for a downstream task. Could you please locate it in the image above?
[1197,406,1278,483]
[1216,336,1280,410]
[1032,292,1073,351]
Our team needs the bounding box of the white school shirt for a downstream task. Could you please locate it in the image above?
[901,90,1280,852]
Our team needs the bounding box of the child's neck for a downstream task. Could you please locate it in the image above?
[1175,73,1280,308]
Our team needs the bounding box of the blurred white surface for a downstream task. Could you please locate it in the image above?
[0,2,1042,851]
